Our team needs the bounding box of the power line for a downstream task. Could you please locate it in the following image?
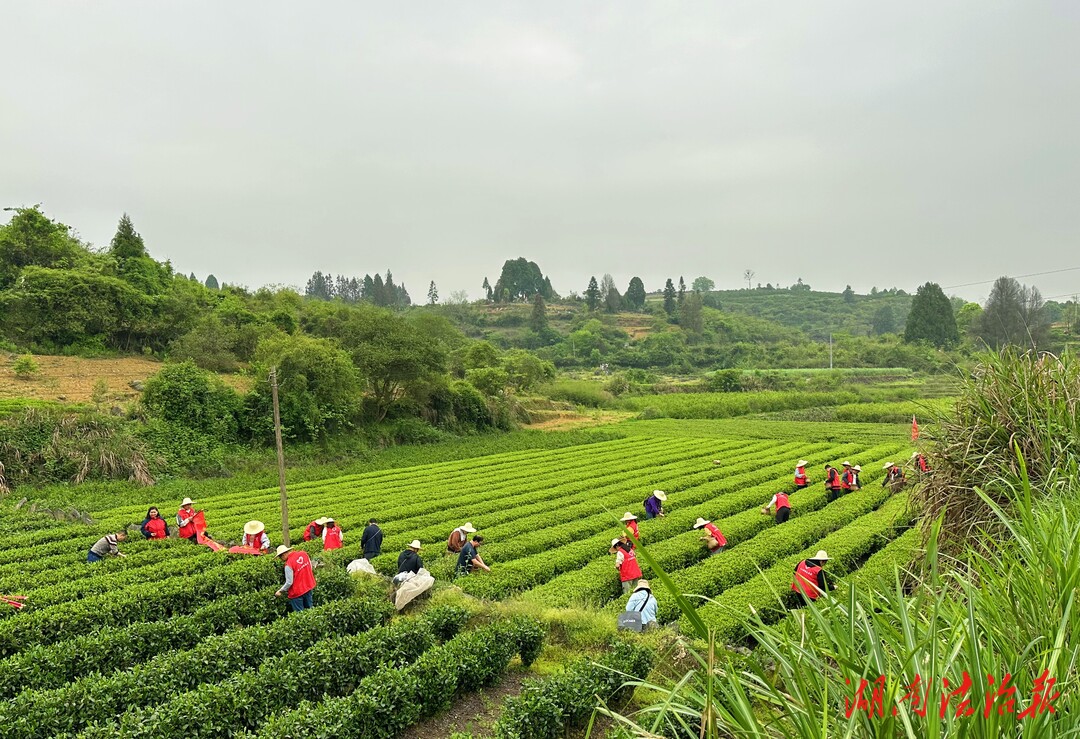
[942,266,1080,290]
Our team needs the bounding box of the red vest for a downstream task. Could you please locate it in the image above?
[242,532,268,551]
[627,520,639,539]
[323,526,343,550]
[775,493,790,510]
[618,547,642,582]
[916,456,929,472]
[284,550,316,598]
[840,470,853,490]
[177,508,196,538]
[792,560,823,600]
[303,522,323,542]
[145,517,167,539]
[825,468,840,489]
[794,467,807,485]
[704,522,727,547]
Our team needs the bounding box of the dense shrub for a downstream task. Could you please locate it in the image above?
[141,360,242,441]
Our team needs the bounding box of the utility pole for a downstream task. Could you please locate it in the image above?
[829,334,833,370]
[270,367,290,545]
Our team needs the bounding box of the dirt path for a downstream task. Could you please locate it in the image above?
[399,668,531,739]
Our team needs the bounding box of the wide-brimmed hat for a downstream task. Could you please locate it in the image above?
[408,540,422,550]
[275,544,291,557]
[812,549,830,561]
[911,452,920,459]
[461,522,477,534]
[634,580,651,592]
[883,462,895,470]
[842,461,852,467]
[243,520,264,536]
[325,517,335,524]
[653,490,667,501]
[611,538,621,548]
[853,465,861,472]
[620,512,638,522]
[315,517,329,526]
[797,460,809,467]
[181,497,194,506]
[692,517,710,529]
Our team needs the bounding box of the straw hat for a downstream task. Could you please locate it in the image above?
[620,512,638,522]
[275,544,291,557]
[911,452,920,459]
[243,520,265,536]
[853,465,861,472]
[653,490,667,502]
[812,549,830,561]
[181,498,194,506]
[461,522,477,534]
[692,517,710,529]
[325,517,335,524]
[611,538,621,548]
[408,540,422,550]
[883,462,895,470]
[797,460,809,467]
[842,461,852,467]
[633,580,651,592]
[315,517,329,526]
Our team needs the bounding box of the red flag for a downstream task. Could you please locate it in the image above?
[911,415,919,441]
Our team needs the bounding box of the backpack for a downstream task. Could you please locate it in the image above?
[617,593,652,632]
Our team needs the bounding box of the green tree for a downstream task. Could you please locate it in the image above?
[626,277,646,311]
[679,291,704,336]
[904,282,959,348]
[12,353,38,379]
[842,285,856,303]
[492,258,551,302]
[530,293,548,333]
[142,360,242,441]
[0,206,87,289]
[109,213,147,261]
[204,274,219,290]
[955,301,983,339]
[585,276,601,311]
[246,334,360,441]
[482,277,493,302]
[662,279,677,316]
[692,276,714,293]
[677,276,686,306]
[977,276,1049,349]
[427,281,438,305]
[871,304,897,335]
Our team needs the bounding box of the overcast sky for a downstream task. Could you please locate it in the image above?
[3,1,1078,303]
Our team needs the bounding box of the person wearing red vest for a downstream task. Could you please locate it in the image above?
[322,518,343,551]
[620,512,640,540]
[303,518,327,542]
[275,544,316,611]
[692,518,726,554]
[792,549,833,605]
[610,535,642,594]
[840,461,854,494]
[176,498,198,542]
[242,520,271,553]
[911,452,931,474]
[793,460,809,490]
[824,465,842,503]
[762,491,791,523]
[140,507,168,539]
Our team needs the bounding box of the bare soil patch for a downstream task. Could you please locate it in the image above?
[399,668,530,739]
[525,410,632,431]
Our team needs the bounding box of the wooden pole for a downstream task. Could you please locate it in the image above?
[270,367,290,546]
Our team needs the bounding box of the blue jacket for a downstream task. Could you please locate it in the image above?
[626,589,657,625]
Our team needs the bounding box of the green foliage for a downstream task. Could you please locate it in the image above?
[11,353,38,378]
[247,334,361,441]
[466,366,509,396]
[538,379,616,408]
[692,276,714,293]
[625,276,647,310]
[585,276,601,311]
[494,258,553,303]
[0,206,87,290]
[141,361,242,441]
[904,281,958,348]
[976,276,1050,349]
[662,278,677,316]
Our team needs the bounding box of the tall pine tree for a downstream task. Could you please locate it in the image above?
[904,282,958,348]
[663,279,677,316]
[585,276,601,311]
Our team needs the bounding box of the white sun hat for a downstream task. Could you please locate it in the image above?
[853,465,861,472]
[797,460,809,467]
[315,517,329,526]
[911,452,920,459]
[620,512,638,522]
[842,461,852,467]
[692,517,711,529]
[611,538,621,547]
[243,520,264,536]
[813,549,830,561]
[181,498,194,506]
[461,522,477,534]
[653,490,667,501]
[275,544,291,557]
[408,540,422,550]
[883,462,895,470]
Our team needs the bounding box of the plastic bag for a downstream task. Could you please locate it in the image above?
[346,559,377,575]
[393,568,434,610]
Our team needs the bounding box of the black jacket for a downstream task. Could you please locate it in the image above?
[397,549,422,574]
[361,524,383,558]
